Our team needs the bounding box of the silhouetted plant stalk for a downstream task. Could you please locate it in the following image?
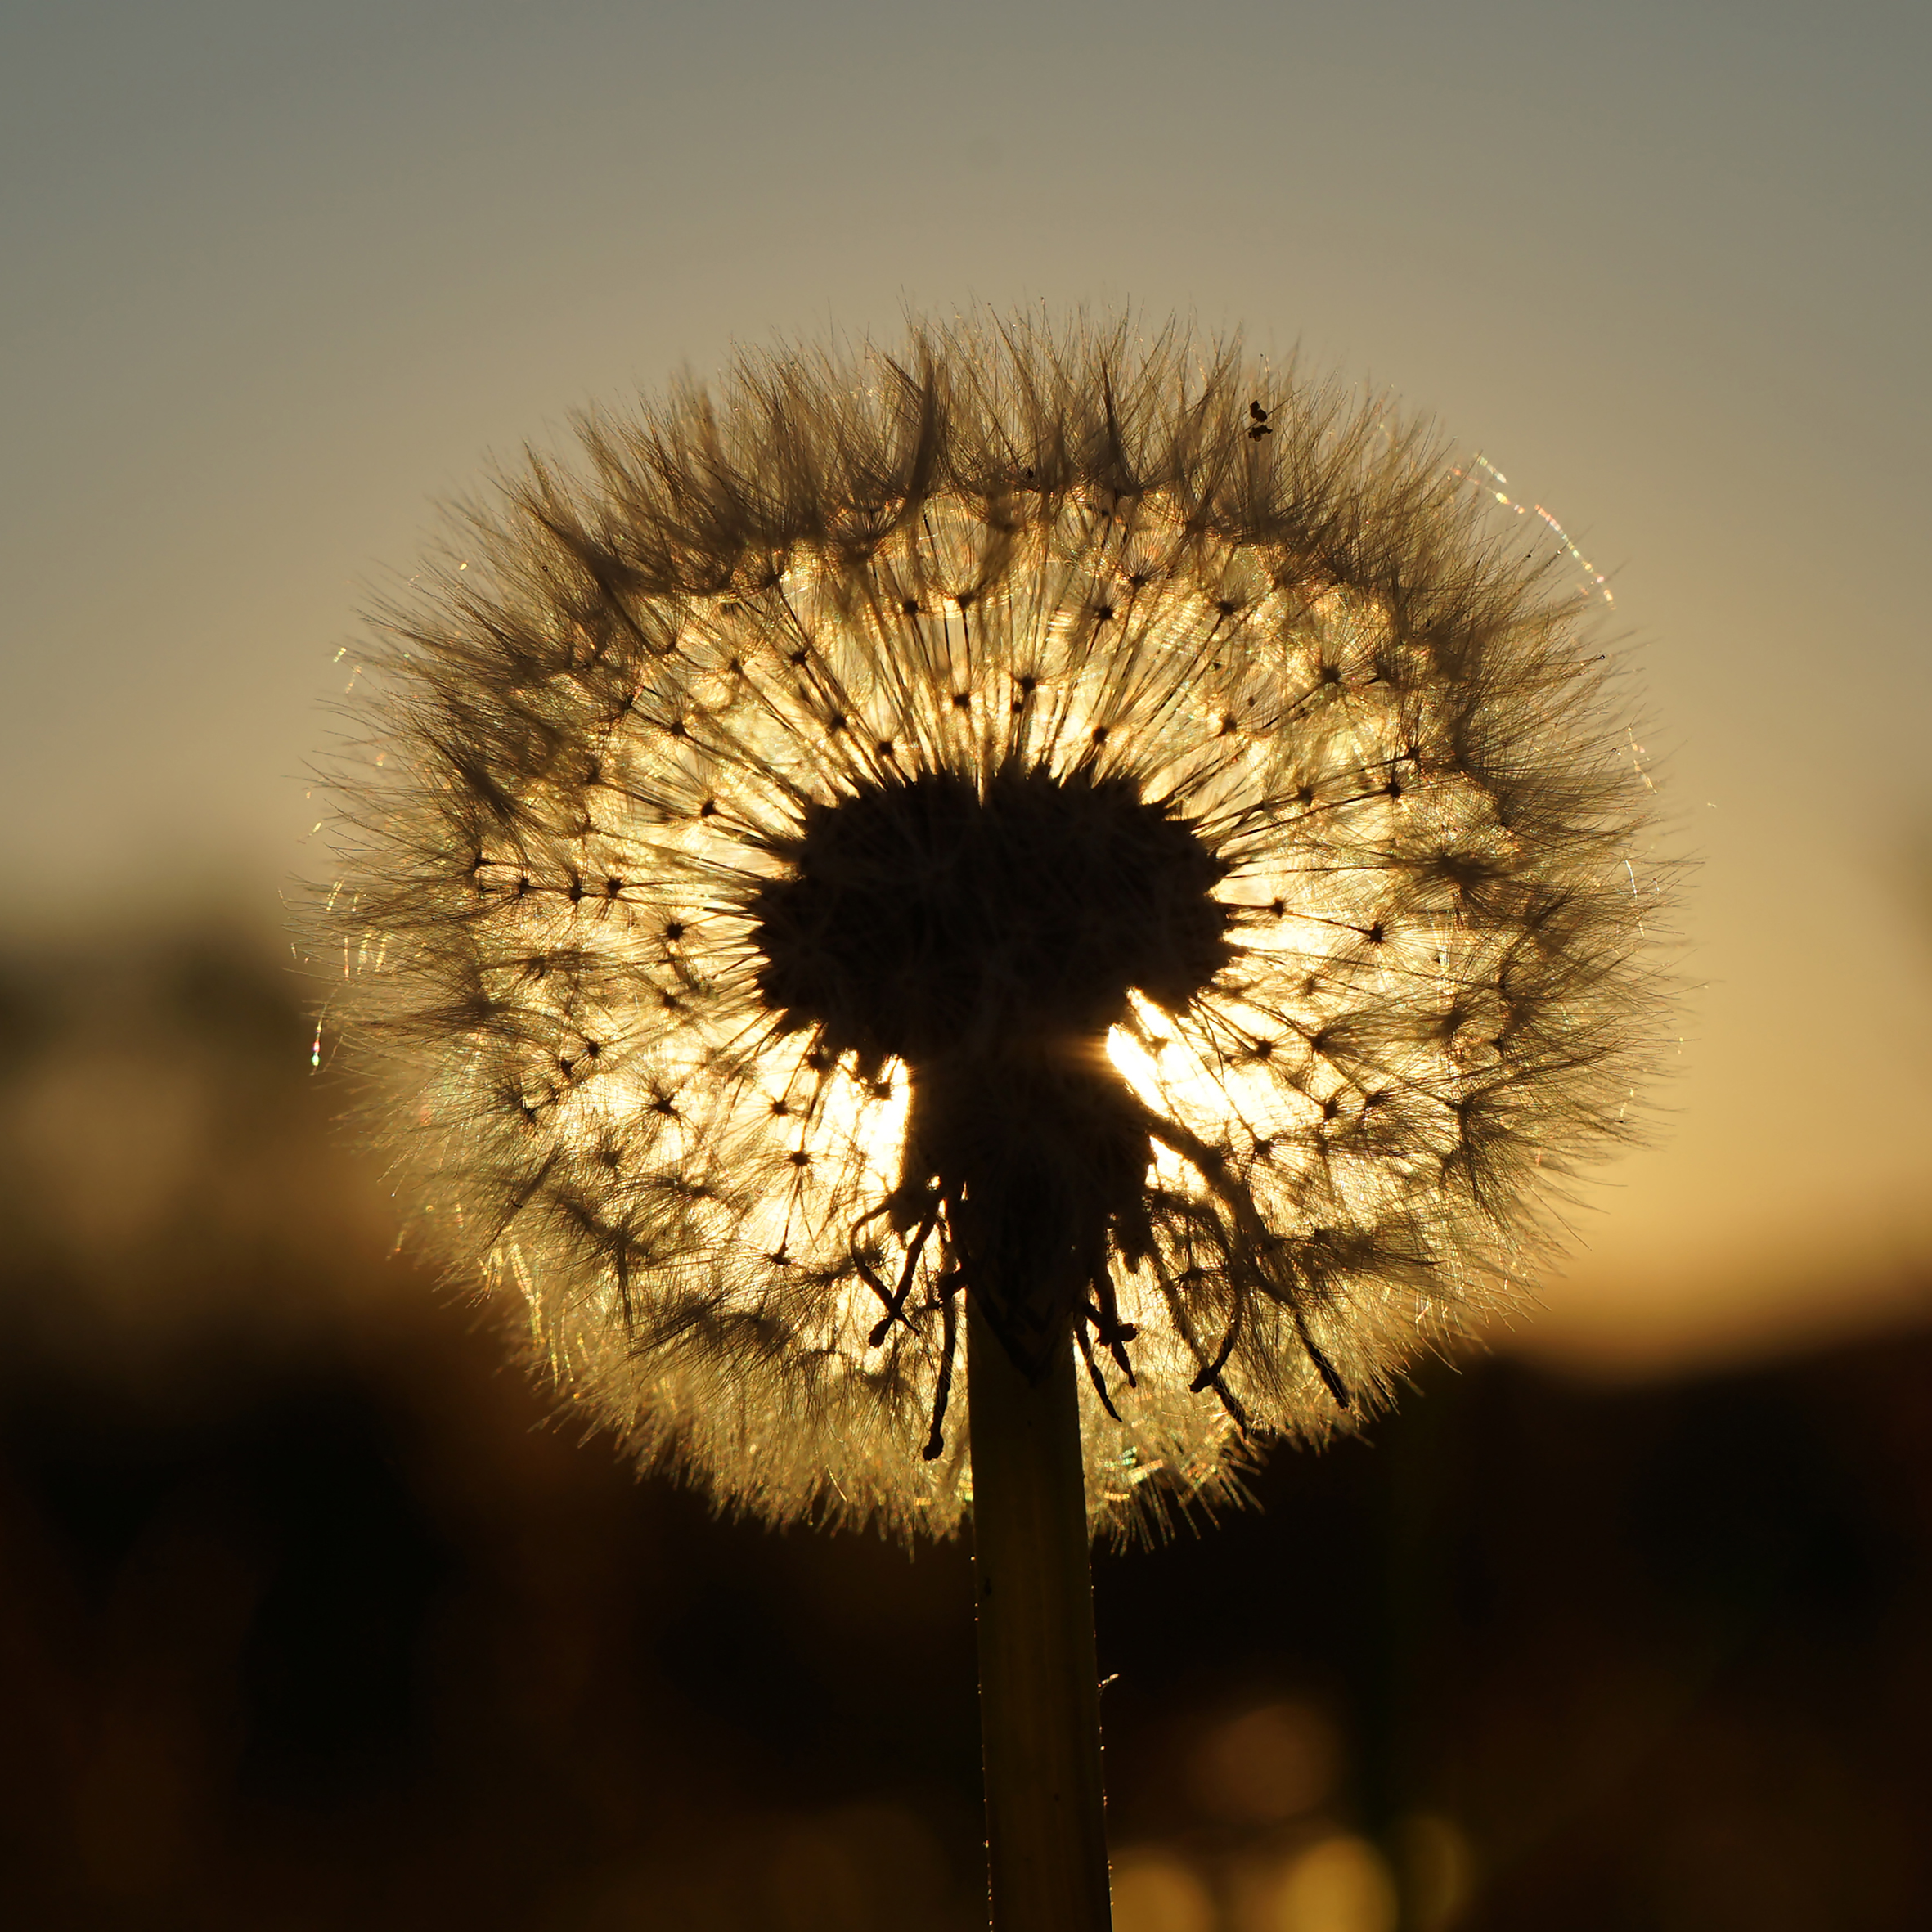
[317,312,1673,1930]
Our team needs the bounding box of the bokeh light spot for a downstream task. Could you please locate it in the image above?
[1112,1850,1215,1932]
[1258,1835,1397,1932]
[1191,1698,1339,1823]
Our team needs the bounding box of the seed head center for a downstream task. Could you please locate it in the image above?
[748,766,1232,1070]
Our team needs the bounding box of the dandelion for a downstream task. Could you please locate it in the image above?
[317,312,1671,1930]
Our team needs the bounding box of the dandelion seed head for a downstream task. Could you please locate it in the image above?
[317,312,1673,1539]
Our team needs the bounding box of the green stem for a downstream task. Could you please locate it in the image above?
[968,1301,1114,1931]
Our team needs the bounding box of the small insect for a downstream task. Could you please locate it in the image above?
[1249,399,1272,438]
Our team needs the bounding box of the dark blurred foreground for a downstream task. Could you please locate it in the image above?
[0,929,1926,1932]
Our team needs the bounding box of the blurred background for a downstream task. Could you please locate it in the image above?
[2,2,1928,1926]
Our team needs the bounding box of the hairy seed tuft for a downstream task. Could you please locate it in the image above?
[312,310,1675,1541]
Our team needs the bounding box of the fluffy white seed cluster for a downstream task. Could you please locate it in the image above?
[320,315,1670,1539]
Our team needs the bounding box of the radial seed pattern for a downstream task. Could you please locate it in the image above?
[322,318,1669,1537]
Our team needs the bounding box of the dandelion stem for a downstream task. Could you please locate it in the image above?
[968,1299,1113,1932]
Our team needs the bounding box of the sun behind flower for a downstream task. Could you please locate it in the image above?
[319,313,1670,1538]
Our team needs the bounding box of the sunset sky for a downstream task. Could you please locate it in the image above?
[4,0,1928,1370]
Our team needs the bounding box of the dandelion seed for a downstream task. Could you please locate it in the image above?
[312,310,1677,1927]
[317,310,1673,1539]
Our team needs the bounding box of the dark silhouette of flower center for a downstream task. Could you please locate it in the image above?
[748,765,1233,1072]
[748,765,1235,1379]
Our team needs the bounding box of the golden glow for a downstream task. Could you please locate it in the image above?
[329,317,1666,1534]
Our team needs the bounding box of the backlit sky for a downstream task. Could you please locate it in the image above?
[4,0,1929,1371]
